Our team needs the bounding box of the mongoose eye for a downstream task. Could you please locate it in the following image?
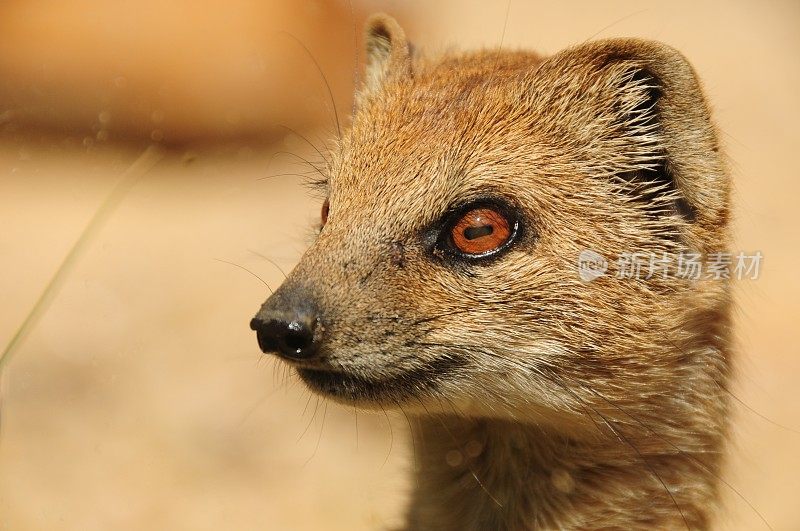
[320,198,330,227]
[448,206,515,257]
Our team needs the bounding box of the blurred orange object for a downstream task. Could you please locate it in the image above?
[0,0,364,144]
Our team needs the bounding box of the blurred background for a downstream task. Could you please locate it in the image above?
[0,1,798,529]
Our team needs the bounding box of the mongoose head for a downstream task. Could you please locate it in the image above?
[251,15,730,436]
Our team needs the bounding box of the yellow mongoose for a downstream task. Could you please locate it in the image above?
[250,14,731,530]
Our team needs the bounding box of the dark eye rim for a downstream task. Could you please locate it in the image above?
[434,197,522,262]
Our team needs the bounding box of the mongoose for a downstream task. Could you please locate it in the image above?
[250,14,731,530]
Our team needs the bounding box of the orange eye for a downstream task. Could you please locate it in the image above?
[450,207,513,256]
[320,198,330,227]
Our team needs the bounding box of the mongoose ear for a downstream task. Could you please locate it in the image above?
[536,39,729,244]
[363,14,412,94]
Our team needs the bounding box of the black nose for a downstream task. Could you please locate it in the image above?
[249,314,321,360]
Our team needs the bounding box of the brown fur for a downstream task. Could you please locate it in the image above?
[253,14,731,530]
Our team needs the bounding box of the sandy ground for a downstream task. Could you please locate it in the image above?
[1,2,799,530]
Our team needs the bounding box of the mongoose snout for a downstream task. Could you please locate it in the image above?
[250,287,322,361]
